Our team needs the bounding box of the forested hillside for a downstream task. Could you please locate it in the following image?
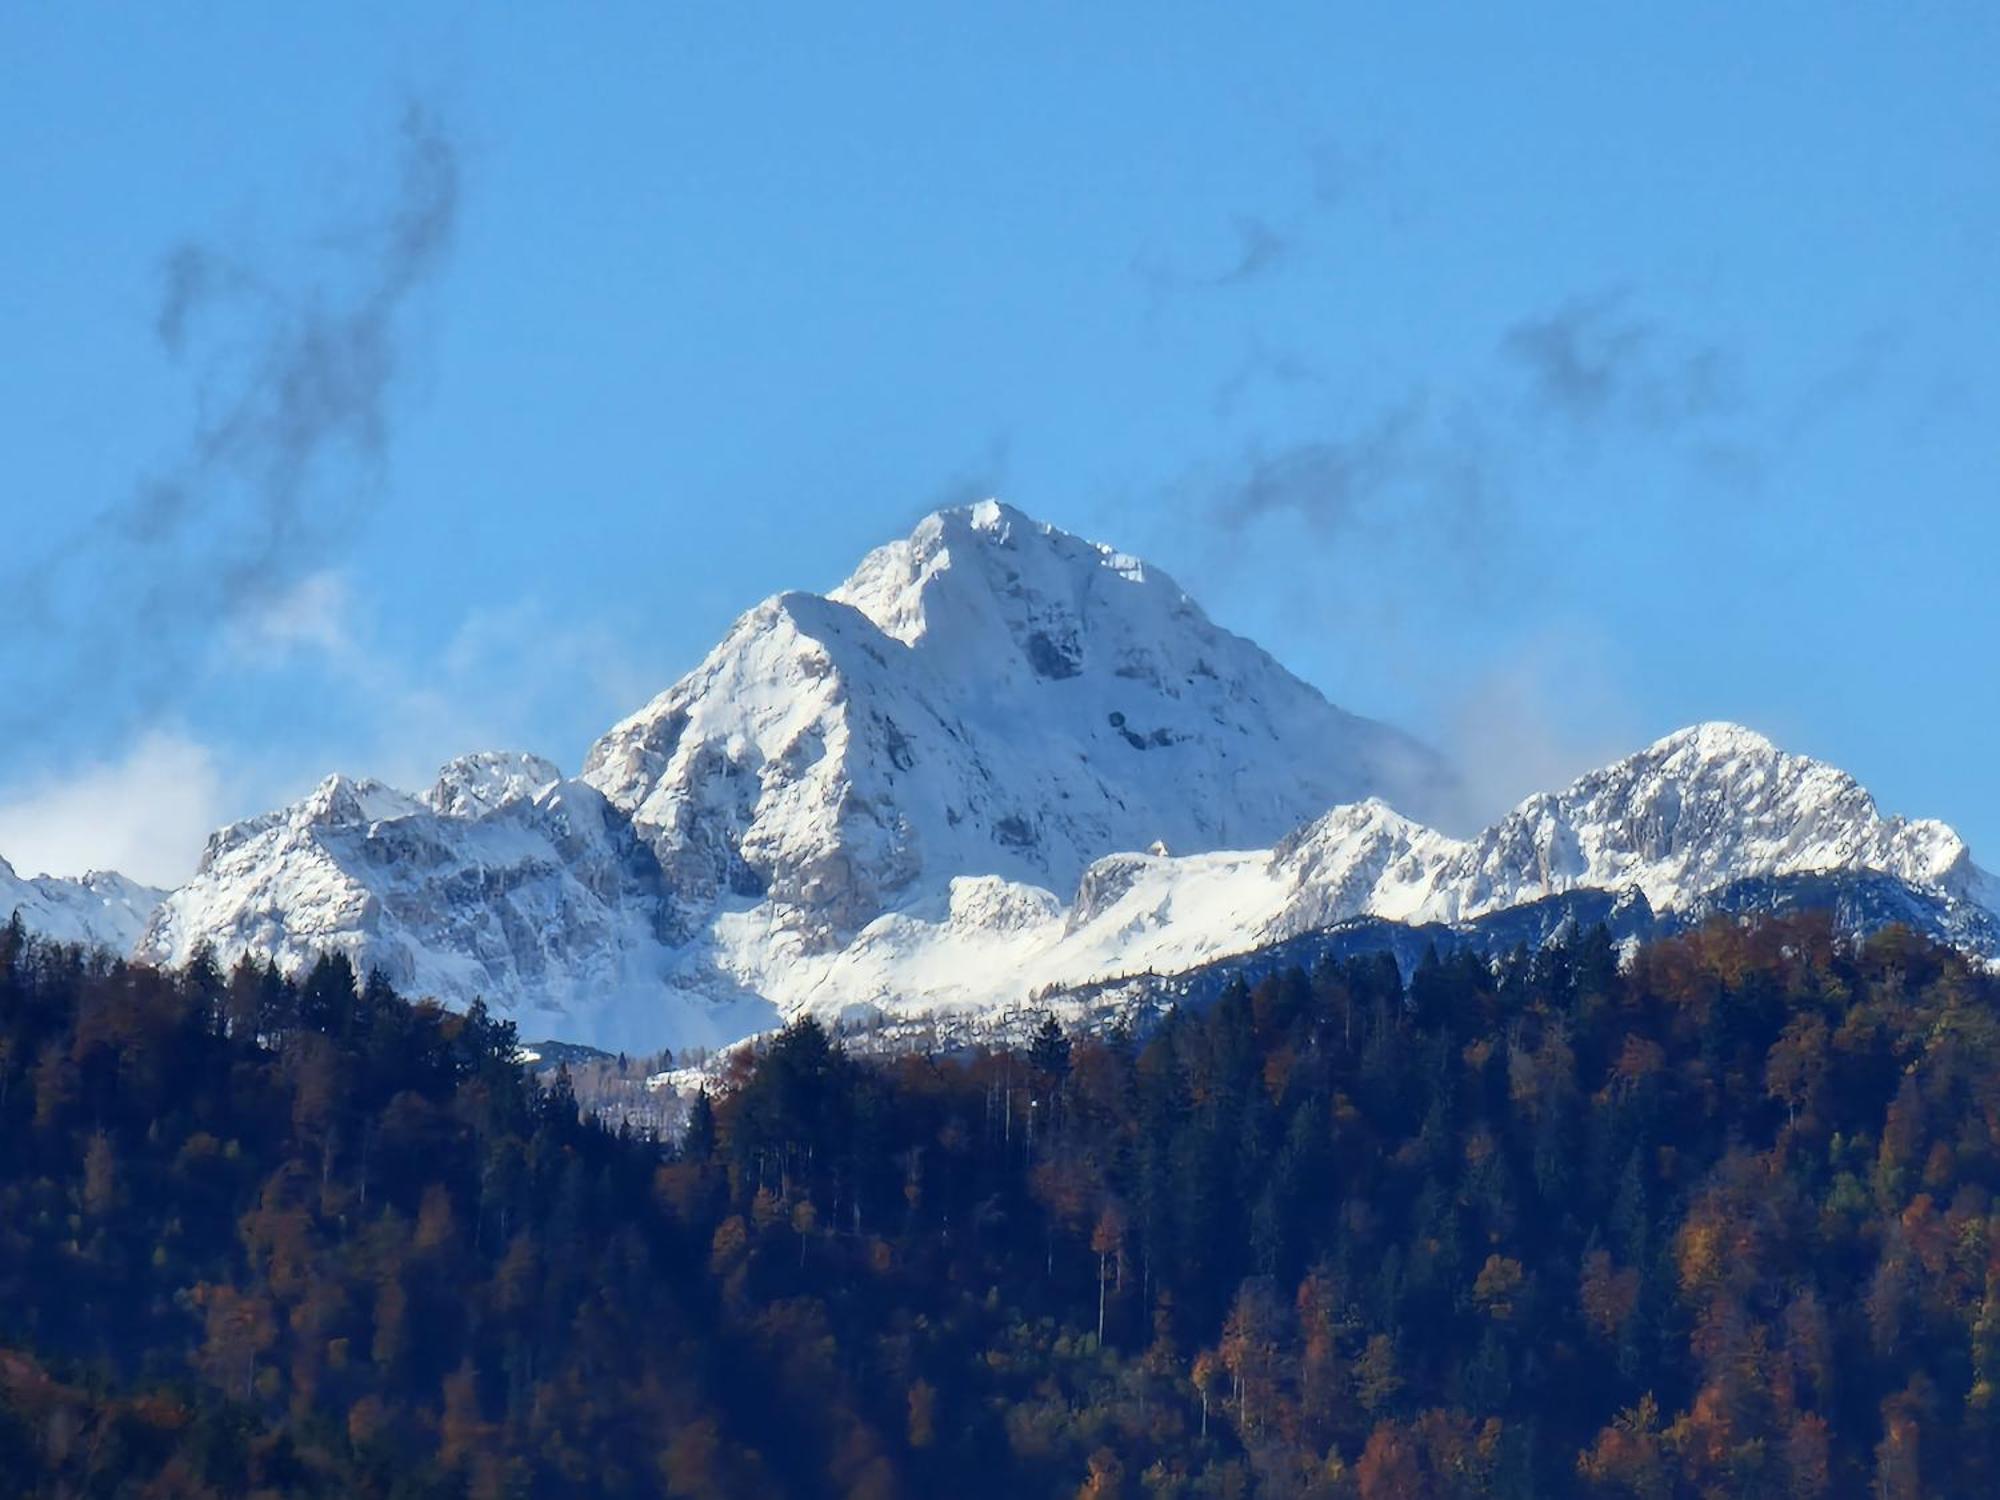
[2,908,1997,1497]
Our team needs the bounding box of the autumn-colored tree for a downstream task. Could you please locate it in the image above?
[1783,1411,1831,1499]
[1472,1253,1526,1322]
[415,1181,459,1254]
[81,1130,119,1219]
[709,1214,749,1274]
[1355,1421,1422,1500]
[1076,1445,1124,1500]
[1354,1333,1402,1417]
[438,1358,494,1469]
[1579,1250,1639,1345]
[1765,1011,1830,1130]
[1873,1400,1923,1500]
[1577,1393,1669,1499]
[193,1283,278,1401]
[1191,1349,1222,1439]
[1219,1278,1284,1435]
[792,1196,818,1265]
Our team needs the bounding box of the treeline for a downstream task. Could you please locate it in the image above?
[1,909,1998,1496]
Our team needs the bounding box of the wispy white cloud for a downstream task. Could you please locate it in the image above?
[2,107,460,745]
[222,567,661,785]
[330,587,663,794]
[0,562,667,890]
[1439,627,1645,830]
[0,730,227,887]
[222,568,355,664]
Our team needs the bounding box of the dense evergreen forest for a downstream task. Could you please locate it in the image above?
[2,907,1998,1497]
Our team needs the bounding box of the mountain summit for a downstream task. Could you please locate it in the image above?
[56,503,1989,1052]
[579,501,1453,942]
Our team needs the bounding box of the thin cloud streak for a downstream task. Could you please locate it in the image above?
[1500,288,1740,432]
[2,105,460,738]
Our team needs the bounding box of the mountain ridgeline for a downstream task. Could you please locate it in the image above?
[68,502,1990,1056]
[4,907,1999,1495]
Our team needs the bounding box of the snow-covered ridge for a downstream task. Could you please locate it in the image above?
[1438,722,1976,918]
[0,859,165,955]
[704,720,1992,1030]
[17,504,1987,1054]
[138,756,778,1053]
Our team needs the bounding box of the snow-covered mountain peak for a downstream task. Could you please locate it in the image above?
[1274,796,1434,858]
[831,500,1159,658]
[1568,722,1955,864]
[424,751,564,819]
[189,756,567,882]
[193,774,424,877]
[1649,719,1777,756]
[579,502,1455,946]
[1451,721,1977,918]
[1265,798,1464,935]
[304,774,427,829]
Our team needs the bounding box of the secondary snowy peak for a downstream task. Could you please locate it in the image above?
[424,751,564,818]
[1275,721,1987,934]
[1265,799,1462,936]
[581,501,1452,942]
[1437,722,1978,921]
[1236,722,1983,941]
[139,763,769,1052]
[195,773,428,870]
[177,754,562,892]
[0,857,165,954]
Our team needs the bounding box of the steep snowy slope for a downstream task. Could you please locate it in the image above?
[0,859,164,953]
[580,501,1453,944]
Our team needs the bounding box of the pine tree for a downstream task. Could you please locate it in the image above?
[1029,1014,1072,1083]
[684,1087,718,1162]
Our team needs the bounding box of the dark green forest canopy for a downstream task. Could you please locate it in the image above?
[0,907,1996,1498]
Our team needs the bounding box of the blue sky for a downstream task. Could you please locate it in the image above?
[1,4,1995,884]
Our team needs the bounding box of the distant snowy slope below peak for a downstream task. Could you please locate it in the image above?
[0,857,165,954]
[754,721,1995,1033]
[580,500,1454,944]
